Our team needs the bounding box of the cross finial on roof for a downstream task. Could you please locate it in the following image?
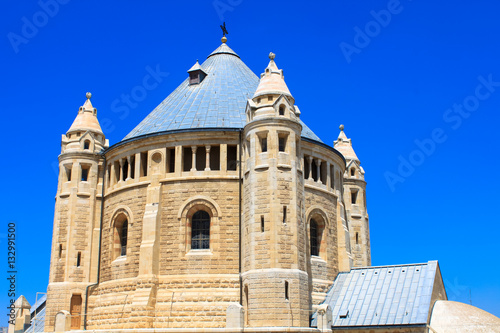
[220,22,229,43]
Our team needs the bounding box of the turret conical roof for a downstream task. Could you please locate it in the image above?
[253,52,293,103]
[67,93,103,135]
[334,124,359,162]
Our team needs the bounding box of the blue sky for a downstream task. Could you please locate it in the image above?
[1,0,499,325]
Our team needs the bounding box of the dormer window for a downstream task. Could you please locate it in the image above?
[187,60,207,85]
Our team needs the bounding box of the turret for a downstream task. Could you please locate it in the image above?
[242,53,309,327]
[334,125,371,267]
[45,93,108,331]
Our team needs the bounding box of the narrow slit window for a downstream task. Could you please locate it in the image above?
[59,244,62,259]
[167,148,176,173]
[120,220,128,256]
[261,137,267,153]
[330,166,335,189]
[310,219,319,256]
[140,152,148,177]
[261,216,265,232]
[356,232,359,244]
[210,145,221,171]
[130,156,135,179]
[227,145,238,171]
[283,206,287,224]
[65,165,72,182]
[76,252,81,267]
[285,281,289,300]
[351,190,358,204]
[183,147,192,172]
[351,168,355,176]
[122,159,128,181]
[279,137,286,152]
[81,166,89,182]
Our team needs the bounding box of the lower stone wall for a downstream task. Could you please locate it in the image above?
[87,274,240,329]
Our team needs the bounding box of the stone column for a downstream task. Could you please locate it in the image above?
[191,146,197,172]
[110,163,116,186]
[126,156,132,180]
[307,156,312,180]
[119,159,124,182]
[316,158,322,184]
[205,145,211,171]
[134,153,141,183]
[220,144,227,175]
[326,162,331,190]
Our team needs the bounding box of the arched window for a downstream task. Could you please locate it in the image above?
[279,105,285,116]
[310,219,319,256]
[120,220,128,256]
[351,168,355,176]
[84,140,90,150]
[191,211,210,249]
[113,214,129,259]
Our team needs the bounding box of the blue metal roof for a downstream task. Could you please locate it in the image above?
[123,43,322,142]
[25,294,46,333]
[312,261,440,327]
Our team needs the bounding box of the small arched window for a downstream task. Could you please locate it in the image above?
[113,215,129,259]
[310,219,319,256]
[279,105,285,116]
[191,211,210,250]
[84,140,90,150]
[351,168,355,176]
[120,220,128,256]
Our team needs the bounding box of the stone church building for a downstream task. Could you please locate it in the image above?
[42,37,500,333]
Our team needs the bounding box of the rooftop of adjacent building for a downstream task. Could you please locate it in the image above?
[312,261,444,327]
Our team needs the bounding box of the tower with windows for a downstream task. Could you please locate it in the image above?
[334,125,371,267]
[46,93,108,330]
[242,53,310,327]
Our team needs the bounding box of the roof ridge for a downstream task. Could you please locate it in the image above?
[352,262,432,270]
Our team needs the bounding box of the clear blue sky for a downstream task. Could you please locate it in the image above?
[1,0,499,325]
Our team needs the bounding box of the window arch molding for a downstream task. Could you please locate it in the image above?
[110,206,134,260]
[306,206,329,259]
[80,132,94,151]
[178,195,221,252]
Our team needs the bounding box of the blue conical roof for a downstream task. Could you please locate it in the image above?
[123,43,321,142]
